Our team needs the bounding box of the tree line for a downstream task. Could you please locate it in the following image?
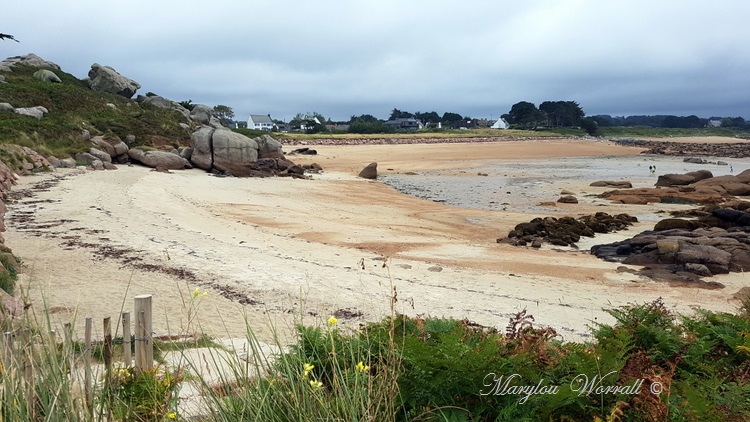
[501,101,749,134]
[592,114,749,129]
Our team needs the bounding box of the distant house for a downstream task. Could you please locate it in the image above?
[300,117,322,132]
[491,117,509,129]
[707,119,722,128]
[384,118,423,130]
[247,114,275,131]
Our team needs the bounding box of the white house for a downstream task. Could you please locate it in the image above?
[491,117,509,129]
[247,114,275,131]
[300,116,321,132]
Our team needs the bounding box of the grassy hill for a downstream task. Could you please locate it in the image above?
[0,65,190,159]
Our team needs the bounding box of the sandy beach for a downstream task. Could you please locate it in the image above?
[6,138,747,343]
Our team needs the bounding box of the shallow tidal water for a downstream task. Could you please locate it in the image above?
[381,154,749,216]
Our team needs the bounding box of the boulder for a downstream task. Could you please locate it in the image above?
[557,195,578,204]
[14,106,47,119]
[46,156,61,168]
[256,135,284,159]
[178,147,193,161]
[290,147,317,155]
[86,63,141,98]
[91,136,116,157]
[190,127,215,171]
[684,157,708,164]
[103,162,118,170]
[59,158,77,168]
[211,129,259,176]
[358,162,377,179]
[189,105,212,124]
[128,149,190,170]
[90,159,104,170]
[33,69,61,83]
[0,103,13,112]
[0,75,5,83]
[0,54,60,70]
[75,152,98,165]
[89,147,112,163]
[590,180,633,188]
[653,218,700,231]
[656,170,713,187]
[141,95,173,109]
[111,141,129,156]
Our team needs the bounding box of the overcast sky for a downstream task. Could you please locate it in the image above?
[3,1,749,122]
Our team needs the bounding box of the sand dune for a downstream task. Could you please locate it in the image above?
[6,140,744,343]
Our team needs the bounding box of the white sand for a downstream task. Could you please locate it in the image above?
[6,141,745,344]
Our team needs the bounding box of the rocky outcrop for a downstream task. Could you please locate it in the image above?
[655,170,713,187]
[128,149,191,170]
[86,63,141,98]
[14,106,48,119]
[190,127,214,171]
[358,162,378,179]
[187,128,311,177]
[0,54,60,71]
[611,138,750,158]
[140,95,191,120]
[89,148,112,164]
[590,180,632,188]
[591,205,750,286]
[557,195,578,204]
[212,130,259,176]
[189,105,213,125]
[501,212,637,247]
[602,169,750,205]
[33,69,61,83]
[256,135,284,159]
[88,135,129,164]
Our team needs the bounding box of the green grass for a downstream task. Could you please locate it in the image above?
[266,127,552,142]
[598,126,750,139]
[0,65,191,158]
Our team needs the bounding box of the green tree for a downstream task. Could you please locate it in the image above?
[349,114,379,123]
[441,112,463,128]
[178,100,195,111]
[212,105,235,126]
[291,112,328,133]
[414,111,441,125]
[505,102,547,129]
[539,101,584,127]
[580,117,600,136]
[389,108,413,120]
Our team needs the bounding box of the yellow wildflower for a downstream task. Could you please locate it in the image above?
[192,287,208,299]
[303,363,314,379]
[327,316,338,327]
[356,361,370,373]
[167,411,177,419]
[309,380,323,389]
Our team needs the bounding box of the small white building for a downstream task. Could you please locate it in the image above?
[247,114,275,131]
[491,117,509,129]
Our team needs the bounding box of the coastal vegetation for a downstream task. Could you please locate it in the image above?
[2,296,750,420]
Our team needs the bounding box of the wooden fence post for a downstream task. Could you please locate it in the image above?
[84,317,93,416]
[122,312,132,366]
[134,295,153,372]
[103,317,112,370]
[63,323,73,375]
